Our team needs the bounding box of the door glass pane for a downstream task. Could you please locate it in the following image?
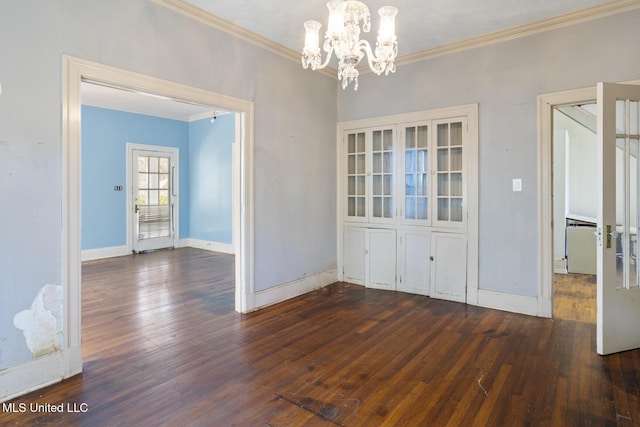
[417,149,427,172]
[631,101,639,135]
[406,150,416,173]
[383,175,392,195]
[616,138,626,289]
[356,154,365,174]
[631,138,638,287]
[373,198,382,217]
[406,127,415,148]
[383,129,393,150]
[348,134,356,153]
[438,174,449,196]
[373,176,382,195]
[417,198,428,220]
[438,199,449,221]
[356,176,365,195]
[616,100,626,134]
[417,173,427,196]
[348,155,356,174]
[405,174,416,195]
[348,177,355,195]
[450,122,463,146]
[138,173,148,189]
[417,125,428,148]
[373,130,382,151]
[373,153,382,174]
[383,197,393,218]
[357,133,365,152]
[437,124,449,147]
[149,157,159,173]
[451,198,463,222]
[437,149,449,171]
[159,158,169,173]
[406,197,416,219]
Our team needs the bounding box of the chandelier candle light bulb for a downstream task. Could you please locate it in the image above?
[302,0,398,90]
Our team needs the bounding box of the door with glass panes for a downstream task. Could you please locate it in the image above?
[132,147,177,252]
[345,127,396,223]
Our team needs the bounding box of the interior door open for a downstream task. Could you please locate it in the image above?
[131,147,178,252]
[597,82,640,355]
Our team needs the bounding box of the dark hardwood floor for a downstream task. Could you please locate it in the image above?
[2,248,640,426]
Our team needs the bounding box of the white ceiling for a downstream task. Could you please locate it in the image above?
[83,0,622,119]
[81,82,218,122]
[183,0,616,58]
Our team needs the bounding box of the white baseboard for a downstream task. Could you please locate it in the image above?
[477,289,539,317]
[0,346,81,403]
[179,238,234,254]
[81,239,234,261]
[252,269,338,311]
[81,245,129,261]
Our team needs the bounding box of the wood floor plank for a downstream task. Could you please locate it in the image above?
[2,248,640,426]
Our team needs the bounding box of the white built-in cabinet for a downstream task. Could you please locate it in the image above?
[339,105,477,304]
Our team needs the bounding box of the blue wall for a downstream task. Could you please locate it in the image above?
[189,114,234,244]
[81,106,234,250]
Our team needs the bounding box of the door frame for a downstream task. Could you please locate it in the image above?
[537,86,596,318]
[127,144,179,253]
[537,79,640,318]
[62,55,255,377]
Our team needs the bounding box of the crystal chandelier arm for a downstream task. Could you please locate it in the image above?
[358,39,383,75]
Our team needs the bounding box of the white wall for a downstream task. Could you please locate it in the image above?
[0,0,337,380]
[338,9,640,298]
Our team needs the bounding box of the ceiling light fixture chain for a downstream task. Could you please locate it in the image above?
[302,0,398,90]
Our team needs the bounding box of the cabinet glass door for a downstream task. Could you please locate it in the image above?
[435,120,465,226]
[371,128,394,221]
[404,124,429,223]
[347,131,367,219]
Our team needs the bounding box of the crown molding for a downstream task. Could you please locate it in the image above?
[391,0,640,70]
[152,0,338,79]
[154,0,640,80]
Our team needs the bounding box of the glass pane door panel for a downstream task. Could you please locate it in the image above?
[616,100,626,134]
[373,198,382,217]
[356,197,365,216]
[437,124,449,147]
[616,139,626,289]
[373,130,382,151]
[348,134,356,153]
[383,175,393,195]
[417,198,428,219]
[373,153,382,173]
[417,126,428,148]
[406,198,416,219]
[373,176,382,195]
[356,154,365,174]
[417,173,427,196]
[450,173,463,197]
[372,128,394,219]
[450,148,462,171]
[384,197,393,218]
[406,150,416,172]
[356,176,365,195]
[437,174,449,196]
[438,199,449,221]
[348,155,356,174]
[631,101,639,135]
[437,149,449,171]
[451,199,463,222]
[405,174,416,195]
[417,149,427,172]
[357,133,365,152]
[450,122,463,146]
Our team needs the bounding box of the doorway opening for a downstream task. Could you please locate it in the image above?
[62,56,255,377]
[552,102,597,323]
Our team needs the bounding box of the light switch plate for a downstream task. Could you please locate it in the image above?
[512,178,522,192]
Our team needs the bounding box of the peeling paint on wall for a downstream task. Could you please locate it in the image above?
[13,284,62,358]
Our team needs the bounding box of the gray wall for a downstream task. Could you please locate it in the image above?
[0,0,337,370]
[338,10,640,298]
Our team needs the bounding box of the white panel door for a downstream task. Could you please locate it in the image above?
[430,232,466,303]
[343,227,366,285]
[397,230,430,295]
[367,228,396,290]
[597,82,640,355]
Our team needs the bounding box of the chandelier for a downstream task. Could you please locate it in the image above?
[302,0,398,90]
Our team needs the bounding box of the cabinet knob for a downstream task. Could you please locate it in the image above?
[430,256,434,261]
